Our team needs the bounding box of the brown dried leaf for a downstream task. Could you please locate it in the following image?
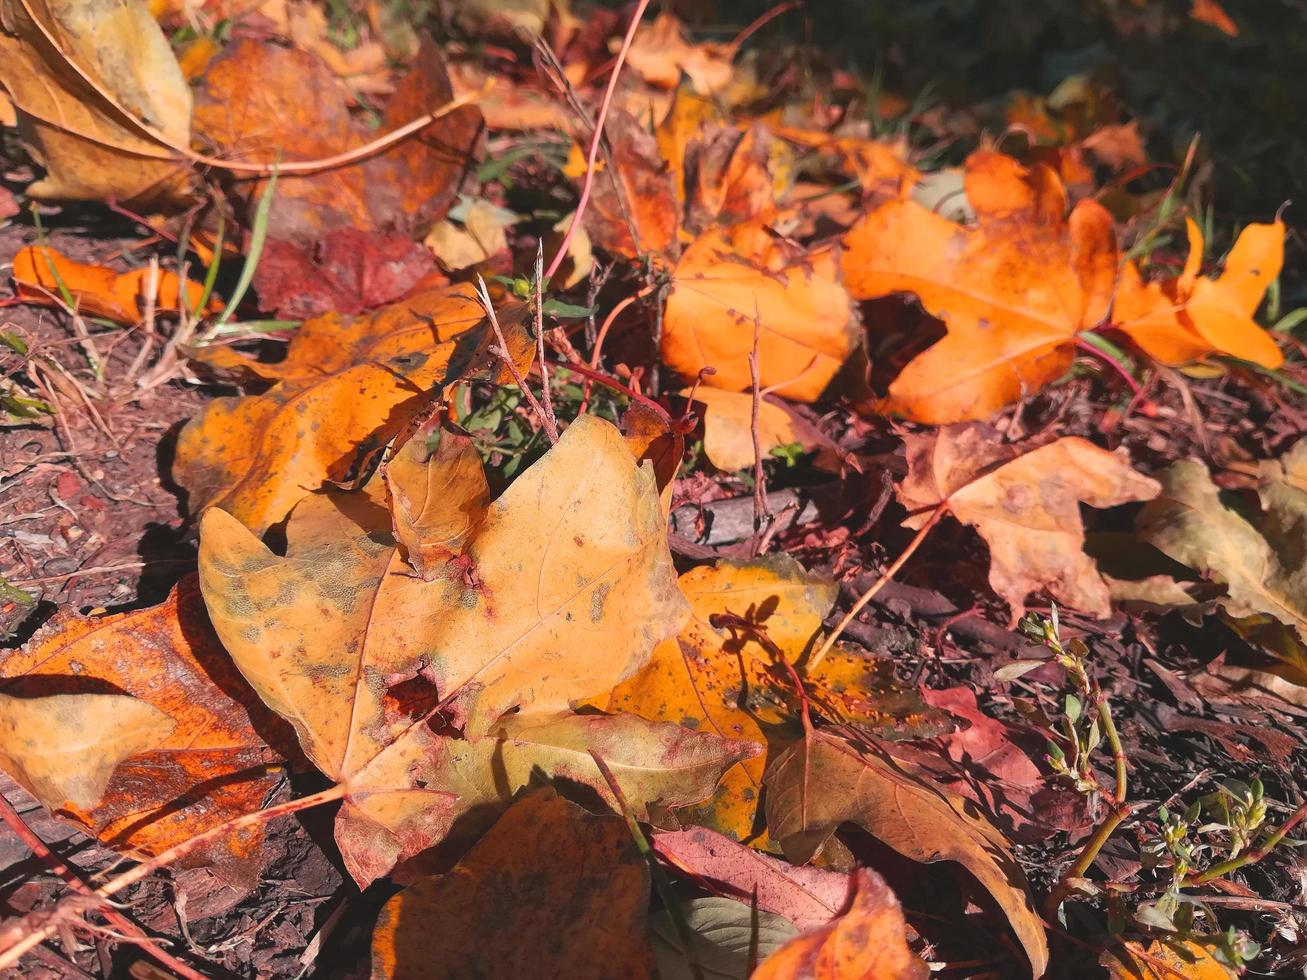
[765,728,1048,977]
[899,425,1160,620]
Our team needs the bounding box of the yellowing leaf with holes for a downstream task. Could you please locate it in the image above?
[899,424,1159,621]
[0,0,194,205]
[13,244,220,324]
[174,284,531,535]
[842,149,1117,423]
[0,693,173,811]
[1114,217,1284,369]
[765,728,1048,978]
[199,416,712,886]
[663,219,857,402]
[1136,444,1307,652]
[0,579,296,873]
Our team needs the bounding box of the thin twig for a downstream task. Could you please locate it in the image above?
[532,242,558,436]
[748,308,771,554]
[0,785,346,972]
[474,275,558,444]
[807,503,948,670]
[0,795,208,980]
[544,0,652,282]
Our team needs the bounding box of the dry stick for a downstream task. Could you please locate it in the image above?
[806,503,949,671]
[0,785,345,973]
[543,0,652,282]
[531,242,559,437]
[747,309,771,555]
[1042,678,1132,918]
[0,796,208,980]
[474,275,558,444]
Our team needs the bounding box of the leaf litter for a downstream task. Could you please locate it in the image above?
[0,0,1303,977]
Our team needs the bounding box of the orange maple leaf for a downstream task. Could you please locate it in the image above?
[842,149,1118,423]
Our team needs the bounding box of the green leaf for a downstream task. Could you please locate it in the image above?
[0,332,29,356]
[651,898,796,980]
[542,299,597,320]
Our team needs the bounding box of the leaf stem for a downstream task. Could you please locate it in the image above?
[807,503,948,670]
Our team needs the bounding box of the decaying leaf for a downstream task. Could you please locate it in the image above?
[0,578,294,869]
[1114,217,1284,369]
[843,149,1117,423]
[174,284,531,535]
[13,244,220,324]
[200,416,726,886]
[685,123,794,231]
[0,0,194,205]
[899,425,1160,620]
[1136,444,1307,649]
[191,36,480,247]
[623,12,733,94]
[0,693,174,811]
[653,825,849,932]
[752,867,928,980]
[688,387,840,472]
[765,728,1049,977]
[663,218,857,402]
[371,792,655,979]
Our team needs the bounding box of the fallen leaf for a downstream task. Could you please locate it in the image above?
[842,149,1117,423]
[1114,217,1284,369]
[0,693,174,811]
[200,415,700,885]
[1080,122,1147,171]
[0,578,294,870]
[623,12,733,94]
[663,218,857,402]
[1102,938,1235,979]
[371,792,654,979]
[174,283,531,535]
[1189,0,1238,36]
[0,0,194,204]
[191,36,479,247]
[765,728,1049,977]
[424,198,512,272]
[898,424,1160,620]
[14,244,220,324]
[652,896,797,980]
[1136,446,1307,651]
[597,557,837,841]
[252,227,438,320]
[753,867,928,980]
[686,123,793,231]
[574,107,679,260]
[653,825,850,932]
[688,387,840,472]
[656,84,723,210]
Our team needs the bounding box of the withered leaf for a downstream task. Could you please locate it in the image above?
[200,415,697,886]
[174,283,530,535]
[765,728,1048,977]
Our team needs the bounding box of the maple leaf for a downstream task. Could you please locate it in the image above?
[13,244,221,324]
[0,579,295,871]
[842,149,1118,423]
[764,728,1049,977]
[371,792,654,979]
[197,415,759,886]
[173,283,532,535]
[1136,442,1307,651]
[191,36,479,247]
[663,218,858,402]
[0,0,194,205]
[622,12,734,94]
[753,867,928,980]
[898,424,1160,621]
[1113,217,1284,369]
[1102,938,1236,979]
